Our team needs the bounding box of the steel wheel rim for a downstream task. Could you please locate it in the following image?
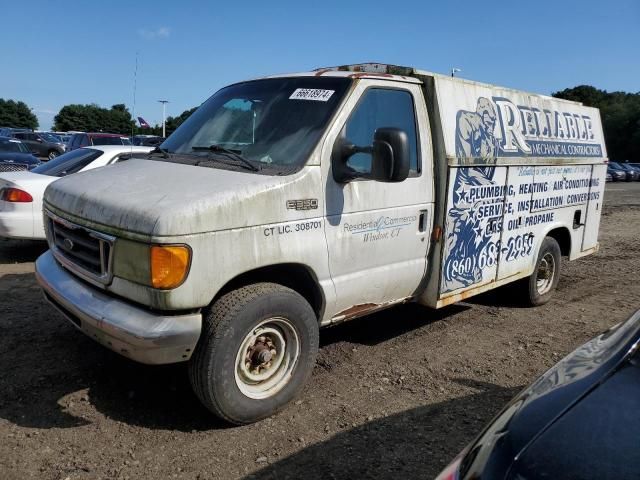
[536,253,555,295]
[48,152,58,160]
[234,317,300,400]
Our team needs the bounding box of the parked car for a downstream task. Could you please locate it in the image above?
[12,131,66,160]
[609,161,638,181]
[436,310,640,480]
[606,171,612,182]
[133,135,165,146]
[0,145,152,240]
[0,127,32,137]
[66,133,131,151]
[0,137,40,172]
[617,162,640,181]
[607,164,626,182]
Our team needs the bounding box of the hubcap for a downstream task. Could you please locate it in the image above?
[48,152,58,160]
[536,253,556,295]
[234,317,300,399]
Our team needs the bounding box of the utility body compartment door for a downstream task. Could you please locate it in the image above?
[440,166,507,294]
[321,80,434,320]
[582,164,606,251]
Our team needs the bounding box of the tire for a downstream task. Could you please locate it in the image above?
[48,150,59,161]
[189,282,319,425]
[521,236,561,306]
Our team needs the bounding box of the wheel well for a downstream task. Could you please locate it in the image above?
[214,264,324,321]
[547,227,571,256]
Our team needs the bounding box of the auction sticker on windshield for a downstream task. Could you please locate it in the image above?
[289,88,335,101]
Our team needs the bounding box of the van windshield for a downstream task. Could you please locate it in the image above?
[161,77,351,172]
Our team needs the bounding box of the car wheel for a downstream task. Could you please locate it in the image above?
[189,282,319,425]
[519,236,562,307]
[48,150,59,161]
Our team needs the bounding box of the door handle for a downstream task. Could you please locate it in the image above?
[419,210,428,232]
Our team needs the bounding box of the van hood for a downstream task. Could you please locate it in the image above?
[43,159,316,237]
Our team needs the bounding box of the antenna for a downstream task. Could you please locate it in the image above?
[451,67,462,78]
[131,51,139,153]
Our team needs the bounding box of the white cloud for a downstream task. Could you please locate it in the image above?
[138,27,171,40]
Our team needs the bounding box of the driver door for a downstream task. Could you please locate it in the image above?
[322,80,434,319]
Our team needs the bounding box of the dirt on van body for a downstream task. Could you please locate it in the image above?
[0,183,638,480]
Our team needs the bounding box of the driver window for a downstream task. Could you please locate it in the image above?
[344,88,419,176]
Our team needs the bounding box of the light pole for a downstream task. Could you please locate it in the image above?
[158,100,169,137]
[451,68,461,78]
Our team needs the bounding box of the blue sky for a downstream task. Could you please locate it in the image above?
[2,0,639,130]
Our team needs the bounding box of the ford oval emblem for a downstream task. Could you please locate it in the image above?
[63,238,74,250]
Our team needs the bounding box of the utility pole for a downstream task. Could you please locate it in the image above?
[158,100,169,137]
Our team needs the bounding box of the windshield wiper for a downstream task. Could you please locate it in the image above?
[192,144,260,172]
[148,146,170,158]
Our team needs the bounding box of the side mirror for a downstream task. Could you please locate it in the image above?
[370,128,410,182]
[332,127,410,183]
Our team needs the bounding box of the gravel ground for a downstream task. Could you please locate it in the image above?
[0,182,638,480]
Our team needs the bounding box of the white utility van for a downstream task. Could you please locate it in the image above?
[36,63,607,424]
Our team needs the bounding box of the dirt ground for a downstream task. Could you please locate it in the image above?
[1,182,638,480]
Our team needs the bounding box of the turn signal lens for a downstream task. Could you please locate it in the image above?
[1,188,33,203]
[150,245,191,289]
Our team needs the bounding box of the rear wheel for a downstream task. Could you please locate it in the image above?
[47,150,59,161]
[189,282,319,425]
[521,236,561,306]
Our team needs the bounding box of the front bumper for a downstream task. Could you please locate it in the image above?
[35,250,202,364]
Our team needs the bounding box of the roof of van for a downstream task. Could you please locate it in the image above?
[264,63,583,106]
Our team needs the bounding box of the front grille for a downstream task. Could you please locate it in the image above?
[0,163,29,172]
[46,211,115,285]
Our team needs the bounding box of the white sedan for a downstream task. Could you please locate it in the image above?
[0,145,152,240]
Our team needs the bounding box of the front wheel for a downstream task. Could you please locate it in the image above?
[48,150,59,161]
[189,282,319,425]
[521,236,561,306]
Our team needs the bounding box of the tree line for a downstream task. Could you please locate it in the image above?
[0,99,196,137]
[52,103,198,137]
[1,87,639,161]
[552,86,640,162]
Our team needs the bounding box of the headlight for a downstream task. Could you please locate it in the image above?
[150,245,191,289]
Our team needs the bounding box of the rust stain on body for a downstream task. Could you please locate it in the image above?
[339,303,379,319]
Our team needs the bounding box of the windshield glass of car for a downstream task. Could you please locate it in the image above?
[92,136,124,146]
[39,133,61,143]
[0,139,29,153]
[31,148,102,177]
[161,77,352,171]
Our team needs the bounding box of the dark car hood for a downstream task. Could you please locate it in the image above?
[460,311,640,479]
[509,356,640,479]
[0,152,39,164]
